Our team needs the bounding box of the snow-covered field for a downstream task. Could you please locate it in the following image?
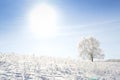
[0,53,120,80]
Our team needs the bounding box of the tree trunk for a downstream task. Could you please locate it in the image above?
[90,54,93,62]
[91,57,93,62]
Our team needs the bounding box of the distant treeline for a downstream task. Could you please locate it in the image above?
[106,59,120,62]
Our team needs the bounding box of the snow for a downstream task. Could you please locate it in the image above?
[0,53,120,80]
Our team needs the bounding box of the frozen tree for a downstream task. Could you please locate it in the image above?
[78,36,104,62]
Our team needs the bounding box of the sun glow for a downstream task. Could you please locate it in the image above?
[28,3,58,38]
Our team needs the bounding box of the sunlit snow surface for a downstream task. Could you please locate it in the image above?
[0,53,120,80]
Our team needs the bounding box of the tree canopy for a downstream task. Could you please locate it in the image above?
[78,36,104,62]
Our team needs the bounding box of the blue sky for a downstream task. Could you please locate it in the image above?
[0,0,120,59]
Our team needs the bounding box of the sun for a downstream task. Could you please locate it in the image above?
[28,3,58,38]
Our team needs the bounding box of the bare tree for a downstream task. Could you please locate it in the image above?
[78,36,104,62]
